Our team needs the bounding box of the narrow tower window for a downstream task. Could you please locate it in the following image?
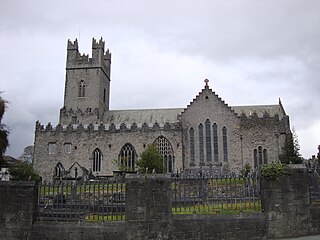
[78,80,85,98]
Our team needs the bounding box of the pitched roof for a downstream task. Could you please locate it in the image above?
[102,103,285,126]
[103,108,183,125]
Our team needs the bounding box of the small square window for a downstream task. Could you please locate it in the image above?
[48,143,56,154]
[64,143,72,154]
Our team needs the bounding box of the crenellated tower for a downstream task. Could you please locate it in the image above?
[60,37,111,125]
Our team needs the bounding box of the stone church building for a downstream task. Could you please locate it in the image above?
[33,38,291,181]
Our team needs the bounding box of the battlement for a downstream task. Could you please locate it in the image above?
[35,121,181,134]
[66,37,111,73]
[67,39,78,50]
[92,37,104,49]
[239,111,289,134]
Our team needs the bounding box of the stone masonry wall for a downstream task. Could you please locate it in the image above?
[172,214,266,240]
[30,221,126,240]
[0,181,38,240]
[34,126,182,181]
[261,165,313,238]
[125,174,172,240]
[2,169,320,240]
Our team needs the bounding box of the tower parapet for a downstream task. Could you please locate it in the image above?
[66,37,111,77]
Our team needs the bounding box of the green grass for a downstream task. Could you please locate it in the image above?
[172,201,261,215]
[85,214,125,222]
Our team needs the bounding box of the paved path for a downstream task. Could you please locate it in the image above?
[279,235,320,240]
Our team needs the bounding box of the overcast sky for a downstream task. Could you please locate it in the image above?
[1,0,320,159]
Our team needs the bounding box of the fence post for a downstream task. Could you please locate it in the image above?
[260,165,312,238]
[125,174,172,240]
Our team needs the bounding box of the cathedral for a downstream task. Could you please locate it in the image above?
[33,38,291,181]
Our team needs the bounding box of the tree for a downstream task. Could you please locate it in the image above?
[136,144,165,174]
[19,145,34,163]
[0,95,9,169]
[279,129,303,164]
[9,161,40,182]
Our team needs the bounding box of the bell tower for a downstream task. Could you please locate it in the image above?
[59,37,111,125]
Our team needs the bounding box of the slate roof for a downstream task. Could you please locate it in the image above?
[102,104,284,125]
[103,108,184,125]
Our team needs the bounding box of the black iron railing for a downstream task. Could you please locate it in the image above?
[37,179,125,222]
[171,173,261,214]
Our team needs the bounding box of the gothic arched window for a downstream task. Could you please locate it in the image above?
[222,126,228,162]
[55,163,64,177]
[118,143,137,171]
[213,123,219,162]
[92,148,102,172]
[205,119,212,162]
[78,80,85,98]
[198,124,204,164]
[154,136,174,173]
[189,128,195,163]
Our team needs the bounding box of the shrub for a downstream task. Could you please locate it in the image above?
[260,162,286,180]
[136,144,165,174]
[9,161,40,182]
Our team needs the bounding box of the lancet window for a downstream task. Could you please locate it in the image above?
[205,119,212,162]
[199,124,204,164]
[189,127,195,163]
[222,126,228,162]
[213,123,219,162]
[54,163,64,177]
[92,148,102,172]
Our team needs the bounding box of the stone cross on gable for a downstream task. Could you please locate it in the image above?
[204,79,209,87]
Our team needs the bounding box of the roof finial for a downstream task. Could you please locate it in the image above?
[204,78,209,87]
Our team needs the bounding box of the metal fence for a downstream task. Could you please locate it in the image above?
[308,169,320,203]
[171,173,261,214]
[37,179,125,222]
